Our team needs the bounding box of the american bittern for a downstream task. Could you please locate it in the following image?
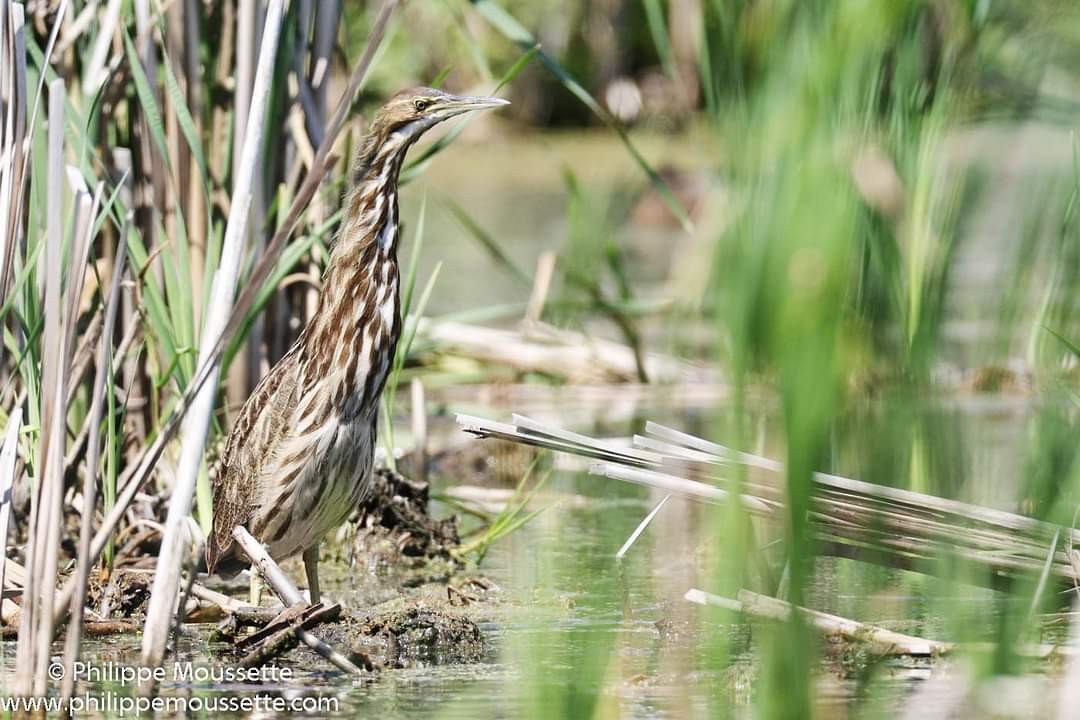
[206,88,509,602]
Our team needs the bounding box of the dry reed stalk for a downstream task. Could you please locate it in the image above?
[3,557,26,592]
[110,147,147,461]
[133,0,164,286]
[54,0,94,55]
[61,217,129,702]
[300,0,332,351]
[233,0,256,175]
[0,409,23,597]
[524,250,557,324]
[190,583,245,613]
[141,0,289,669]
[209,0,235,186]
[14,79,68,700]
[616,494,671,560]
[592,460,777,513]
[684,588,949,656]
[647,420,1073,541]
[304,0,336,325]
[0,2,28,307]
[460,414,1080,589]
[411,377,427,482]
[309,0,340,128]
[232,527,363,675]
[62,178,102,375]
[28,185,95,693]
[291,0,324,148]
[641,422,1034,542]
[181,0,206,307]
[227,0,261,409]
[423,320,708,383]
[177,0,206,315]
[81,0,122,95]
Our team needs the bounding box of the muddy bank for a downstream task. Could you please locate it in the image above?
[342,602,486,670]
[215,581,494,672]
[344,468,460,574]
[207,468,489,672]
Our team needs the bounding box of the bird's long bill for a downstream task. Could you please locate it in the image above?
[441,94,511,115]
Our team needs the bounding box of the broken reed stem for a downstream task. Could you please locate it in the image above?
[0,2,28,308]
[524,250,557,324]
[233,528,302,606]
[191,583,245,613]
[616,494,671,560]
[142,0,288,669]
[6,0,64,307]
[61,221,129,703]
[462,414,1080,588]
[231,527,363,675]
[685,588,949,656]
[15,79,68,700]
[411,377,427,483]
[82,0,123,96]
[426,320,702,383]
[0,409,22,596]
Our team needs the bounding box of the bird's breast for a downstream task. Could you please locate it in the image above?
[304,256,401,423]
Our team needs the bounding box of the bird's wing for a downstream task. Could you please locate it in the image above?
[206,348,302,571]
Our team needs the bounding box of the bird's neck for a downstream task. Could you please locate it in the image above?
[300,138,410,418]
[341,129,412,257]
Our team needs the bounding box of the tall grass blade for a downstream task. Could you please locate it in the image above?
[444,198,531,286]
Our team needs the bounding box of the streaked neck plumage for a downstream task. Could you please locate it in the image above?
[300,125,422,420]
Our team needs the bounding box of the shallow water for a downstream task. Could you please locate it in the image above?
[0,392,1049,718]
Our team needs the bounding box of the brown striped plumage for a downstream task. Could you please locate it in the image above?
[206,88,509,600]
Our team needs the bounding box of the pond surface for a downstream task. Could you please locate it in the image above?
[1,387,1046,719]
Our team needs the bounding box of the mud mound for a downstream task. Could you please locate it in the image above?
[256,600,486,671]
[349,468,459,570]
[345,604,485,669]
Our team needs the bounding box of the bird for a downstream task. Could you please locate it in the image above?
[205,87,510,603]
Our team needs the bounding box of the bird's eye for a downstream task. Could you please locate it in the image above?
[413,99,429,112]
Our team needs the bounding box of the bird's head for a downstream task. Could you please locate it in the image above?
[370,86,510,143]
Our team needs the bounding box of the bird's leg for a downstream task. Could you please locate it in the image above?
[248,564,263,606]
[303,546,321,605]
